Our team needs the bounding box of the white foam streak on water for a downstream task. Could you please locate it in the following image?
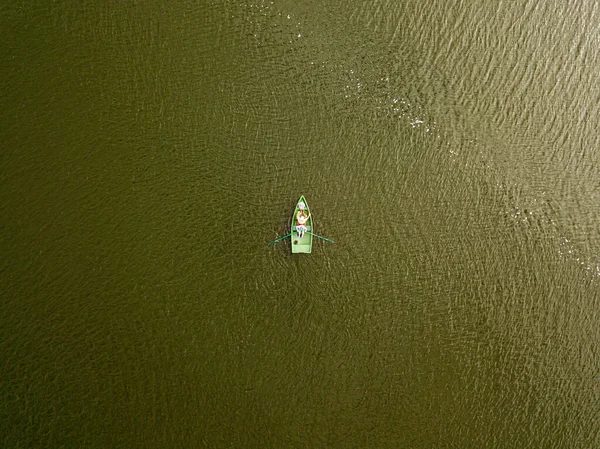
[324,1,600,279]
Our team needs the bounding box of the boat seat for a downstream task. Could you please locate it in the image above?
[295,225,311,231]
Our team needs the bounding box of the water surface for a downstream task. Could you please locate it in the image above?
[1,1,599,447]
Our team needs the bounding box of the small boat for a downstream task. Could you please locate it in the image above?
[267,196,333,251]
[291,195,312,253]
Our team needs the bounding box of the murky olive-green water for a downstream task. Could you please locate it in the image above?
[2,1,599,447]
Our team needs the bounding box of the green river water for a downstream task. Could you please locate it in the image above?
[1,1,599,447]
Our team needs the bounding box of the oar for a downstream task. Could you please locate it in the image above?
[267,233,292,246]
[307,231,335,244]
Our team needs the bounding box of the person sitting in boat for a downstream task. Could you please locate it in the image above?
[296,210,310,238]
